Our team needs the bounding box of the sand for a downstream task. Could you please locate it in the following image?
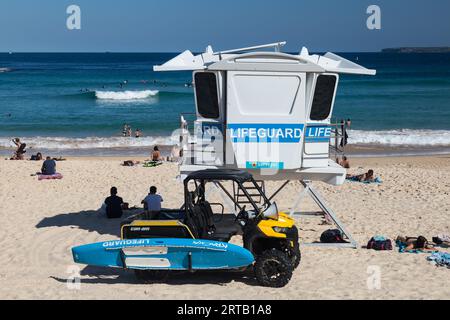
[0,155,449,300]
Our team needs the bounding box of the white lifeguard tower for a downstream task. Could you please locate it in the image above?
[154,42,376,248]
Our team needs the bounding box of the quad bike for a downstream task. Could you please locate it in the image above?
[120,169,301,288]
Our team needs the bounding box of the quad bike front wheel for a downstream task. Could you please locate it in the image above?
[254,249,293,288]
[288,244,301,269]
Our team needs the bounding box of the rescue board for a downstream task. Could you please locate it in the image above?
[72,238,254,270]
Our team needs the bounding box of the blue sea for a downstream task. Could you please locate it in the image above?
[1,52,450,156]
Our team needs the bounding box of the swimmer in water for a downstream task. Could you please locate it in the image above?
[122,124,130,137]
[135,129,142,138]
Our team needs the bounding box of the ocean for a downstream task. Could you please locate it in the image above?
[1,52,450,157]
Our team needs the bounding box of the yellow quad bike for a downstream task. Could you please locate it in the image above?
[121,169,300,288]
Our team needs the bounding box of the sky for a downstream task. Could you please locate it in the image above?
[0,0,449,52]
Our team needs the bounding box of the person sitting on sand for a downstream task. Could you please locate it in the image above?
[142,186,163,218]
[30,152,43,161]
[104,187,128,219]
[152,146,162,161]
[169,145,181,162]
[41,156,57,175]
[338,156,350,169]
[11,138,27,160]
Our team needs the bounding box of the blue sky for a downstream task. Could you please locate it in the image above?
[0,0,449,52]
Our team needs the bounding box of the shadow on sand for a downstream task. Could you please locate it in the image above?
[51,265,258,287]
[40,210,259,287]
[36,209,140,237]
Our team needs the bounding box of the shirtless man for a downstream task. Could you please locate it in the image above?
[338,156,350,169]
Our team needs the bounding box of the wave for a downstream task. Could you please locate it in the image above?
[95,90,159,100]
[0,136,176,150]
[0,67,12,73]
[1,129,449,151]
[61,89,189,101]
[349,129,450,146]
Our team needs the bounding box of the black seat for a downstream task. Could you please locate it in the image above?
[198,202,241,242]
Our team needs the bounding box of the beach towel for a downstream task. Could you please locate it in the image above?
[396,240,438,254]
[143,161,163,168]
[38,173,63,181]
[427,252,450,269]
[346,176,382,184]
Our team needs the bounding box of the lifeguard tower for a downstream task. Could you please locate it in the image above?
[154,42,376,248]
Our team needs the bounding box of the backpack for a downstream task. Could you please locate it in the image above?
[320,229,346,243]
[367,237,393,250]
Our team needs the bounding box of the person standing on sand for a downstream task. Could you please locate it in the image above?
[11,138,26,160]
[340,119,351,148]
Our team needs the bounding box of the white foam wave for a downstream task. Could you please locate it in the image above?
[1,129,449,151]
[95,90,159,100]
[0,136,176,150]
[0,67,12,73]
[349,129,450,146]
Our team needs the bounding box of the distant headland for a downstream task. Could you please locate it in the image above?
[382,47,450,53]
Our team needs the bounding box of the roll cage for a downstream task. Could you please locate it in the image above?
[183,169,272,215]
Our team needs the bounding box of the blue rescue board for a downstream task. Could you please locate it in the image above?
[72,238,255,271]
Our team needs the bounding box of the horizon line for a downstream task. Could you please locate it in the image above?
[0,50,384,54]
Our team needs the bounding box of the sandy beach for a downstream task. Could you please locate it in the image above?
[0,155,449,300]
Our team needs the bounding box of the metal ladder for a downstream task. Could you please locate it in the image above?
[233,180,266,209]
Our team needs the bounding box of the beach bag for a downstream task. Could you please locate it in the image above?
[320,229,345,243]
[367,237,393,251]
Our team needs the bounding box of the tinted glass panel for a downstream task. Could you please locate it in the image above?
[310,75,337,121]
[195,72,220,119]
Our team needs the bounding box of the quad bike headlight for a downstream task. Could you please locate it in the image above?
[273,226,288,233]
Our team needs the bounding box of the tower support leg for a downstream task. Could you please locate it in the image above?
[270,180,358,249]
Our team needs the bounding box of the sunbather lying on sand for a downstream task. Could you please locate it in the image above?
[347,169,375,182]
[123,160,141,167]
[396,236,436,252]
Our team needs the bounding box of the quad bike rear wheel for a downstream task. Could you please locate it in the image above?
[254,249,293,288]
